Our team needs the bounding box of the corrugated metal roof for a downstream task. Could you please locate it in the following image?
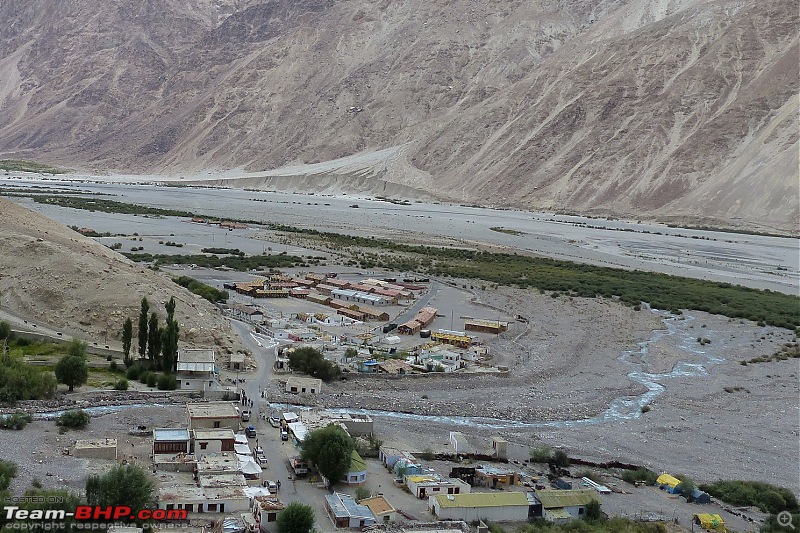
[153,428,190,441]
[434,492,529,509]
[535,489,598,509]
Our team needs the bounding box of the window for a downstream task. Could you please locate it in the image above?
[185,382,190,386]
[207,504,217,512]
[213,421,220,428]
[267,513,277,522]
[579,508,585,515]
[301,388,306,393]
[350,476,358,482]
[199,442,208,450]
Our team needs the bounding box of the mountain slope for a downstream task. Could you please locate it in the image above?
[0,198,245,360]
[0,0,796,232]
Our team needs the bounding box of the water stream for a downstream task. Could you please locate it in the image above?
[34,310,724,429]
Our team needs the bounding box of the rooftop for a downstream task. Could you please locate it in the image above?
[153,428,190,442]
[361,496,395,516]
[433,492,529,509]
[74,438,117,449]
[196,453,242,474]
[193,429,236,440]
[187,402,240,419]
[177,349,215,363]
[198,473,247,488]
[325,493,376,520]
[535,489,599,509]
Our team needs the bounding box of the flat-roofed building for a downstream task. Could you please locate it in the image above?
[74,438,117,460]
[406,475,470,499]
[187,402,240,431]
[192,429,236,458]
[360,496,396,523]
[176,349,219,392]
[324,493,376,529]
[285,376,323,394]
[153,428,191,455]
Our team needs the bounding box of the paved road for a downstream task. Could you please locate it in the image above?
[227,319,337,531]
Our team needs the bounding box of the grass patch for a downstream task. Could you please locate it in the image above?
[172,275,229,303]
[19,195,800,329]
[489,226,527,236]
[621,467,659,486]
[700,480,799,514]
[0,159,67,174]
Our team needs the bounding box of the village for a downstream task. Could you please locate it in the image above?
[47,265,766,533]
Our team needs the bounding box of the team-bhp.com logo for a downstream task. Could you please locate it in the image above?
[5,506,187,522]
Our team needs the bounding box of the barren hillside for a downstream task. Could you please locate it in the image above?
[0,198,245,360]
[0,0,797,232]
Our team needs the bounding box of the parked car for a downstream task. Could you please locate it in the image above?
[280,429,289,441]
[257,455,268,465]
[264,480,278,492]
[245,425,257,438]
[268,416,281,428]
[255,446,264,455]
[241,410,250,422]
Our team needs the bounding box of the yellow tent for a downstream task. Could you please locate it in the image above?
[693,513,727,532]
[656,473,681,489]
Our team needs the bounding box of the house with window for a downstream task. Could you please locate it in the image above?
[192,429,236,458]
[405,475,471,499]
[176,349,221,392]
[285,376,322,394]
[360,496,396,523]
[152,429,190,456]
[252,496,285,532]
[187,402,241,431]
[342,450,368,485]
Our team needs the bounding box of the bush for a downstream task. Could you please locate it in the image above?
[57,410,90,429]
[700,480,799,514]
[419,448,435,461]
[621,467,658,486]
[553,450,570,467]
[126,364,143,380]
[146,373,157,388]
[109,360,118,372]
[640,404,651,413]
[113,379,128,391]
[530,446,553,463]
[156,373,177,390]
[0,411,33,430]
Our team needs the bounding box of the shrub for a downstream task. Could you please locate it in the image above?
[640,404,651,413]
[57,410,90,429]
[553,450,570,467]
[156,373,177,390]
[419,448,435,461]
[113,379,128,391]
[109,360,118,372]
[530,446,553,463]
[700,480,799,514]
[146,373,157,388]
[621,467,659,486]
[126,364,143,380]
[0,411,33,430]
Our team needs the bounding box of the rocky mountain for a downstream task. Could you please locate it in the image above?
[0,0,797,233]
[0,198,245,359]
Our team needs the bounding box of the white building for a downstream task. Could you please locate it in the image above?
[536,489,599,524]
[405,475,470,499]
[324,493,376,529]
[331,289,391,307]
[430,492,530,522]
[176,349,225,393]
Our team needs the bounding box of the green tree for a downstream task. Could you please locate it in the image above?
[677,475,696,497]
[161,297,179,373]
[147,312,161,367]
[584,499,602,520]
[67,339,87,358]
[276,502,315,533]
[121,318,133,367]
[553,450,570,467]
[0,321,10,361]
[301,424,355,487]
[55,355,88,392]
[287,346,340,382]
[530,446,553,463]
[137,297,149,359]
[85,463,154,513]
